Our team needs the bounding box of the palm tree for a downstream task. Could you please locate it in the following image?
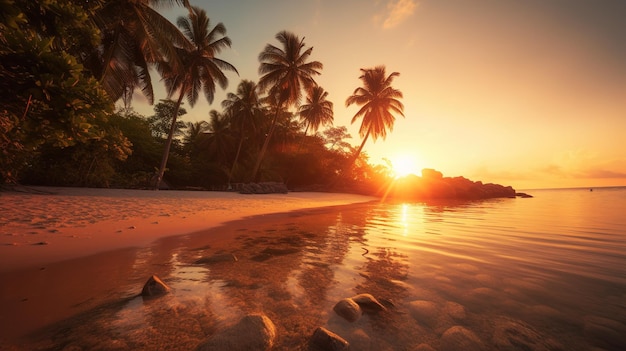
[251,30,323,181]
[183,120,210,157]
[345,66,404,168]
[298,85,334,141]
[154,6,237,189]
[222,80,262,184]
[205,110,234,166]
[89,0,192,105]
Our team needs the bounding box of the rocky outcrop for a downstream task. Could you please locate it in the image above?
[239,182,288,194]
[385,169,517,200]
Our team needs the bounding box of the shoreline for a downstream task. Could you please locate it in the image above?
[0,187,376,272]
[0,199,377,344]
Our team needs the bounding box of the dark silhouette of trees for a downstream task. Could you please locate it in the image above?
[222,80,263,184]
[154,5,237,189]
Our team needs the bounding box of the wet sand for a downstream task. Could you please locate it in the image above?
[0,186,375,272]
[0,187,375,346]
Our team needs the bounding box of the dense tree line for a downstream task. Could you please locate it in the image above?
[0,0,403,194]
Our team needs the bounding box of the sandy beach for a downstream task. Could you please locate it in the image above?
[0,187,377,347]
[0,187,376,272]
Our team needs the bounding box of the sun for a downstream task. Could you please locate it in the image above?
[390,154,421,178]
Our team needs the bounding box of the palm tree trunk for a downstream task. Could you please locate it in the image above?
[250,104,281,181]
[228,132,245,186]
[154,86,186,190]
[284,122,310,186]
[350,128,371,168]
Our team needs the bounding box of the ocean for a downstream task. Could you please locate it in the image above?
[5,187,626,350]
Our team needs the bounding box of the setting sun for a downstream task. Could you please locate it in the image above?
[390,154,421,178]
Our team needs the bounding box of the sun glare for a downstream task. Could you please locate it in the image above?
[391,154,421,178]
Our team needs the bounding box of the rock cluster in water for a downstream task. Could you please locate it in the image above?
[239,182,289,194]
[386,168,518,200]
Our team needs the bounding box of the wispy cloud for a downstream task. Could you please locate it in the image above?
[382,0,418,29]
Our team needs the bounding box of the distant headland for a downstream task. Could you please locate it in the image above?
[380,168,525,200]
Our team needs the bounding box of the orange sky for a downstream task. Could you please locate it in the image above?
[132,0,626,190]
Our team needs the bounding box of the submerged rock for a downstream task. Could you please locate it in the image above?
[333,298,362,322]
[141,275,170,297]
[440,326,484,351]
[408,300,439,327]
[197,313,276,351]
[310,327,349,351]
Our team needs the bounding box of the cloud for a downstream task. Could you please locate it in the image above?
[580,169,626,179]
[382,0,418,29]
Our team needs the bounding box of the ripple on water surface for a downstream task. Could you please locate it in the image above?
[7,188,626,350]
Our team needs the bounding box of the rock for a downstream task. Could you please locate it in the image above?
[194,253,238,264]
[444,301,466,320]
[141,275,170,297]
[347,329,371,351]
[197,313,276,351]
[408,300,439,327]
[516,192,533,198]
[310,327,349,351]
[440,326,484,351]
[584,315,626,350]
[333,298,362,322]
[351,293,387,312]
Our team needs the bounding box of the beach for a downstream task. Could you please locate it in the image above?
[0,187,375,272]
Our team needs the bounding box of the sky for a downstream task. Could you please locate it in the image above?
[131,0,626,190]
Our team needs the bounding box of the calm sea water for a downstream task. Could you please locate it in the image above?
[5,187,626,350]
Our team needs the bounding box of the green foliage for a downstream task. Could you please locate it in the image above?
[148,99,187,139]
[0,2,125,184]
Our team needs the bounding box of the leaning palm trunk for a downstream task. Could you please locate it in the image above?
[154,84,186,190]
[349,128,371,170]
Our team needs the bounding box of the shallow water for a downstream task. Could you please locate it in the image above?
[3,187,626,350]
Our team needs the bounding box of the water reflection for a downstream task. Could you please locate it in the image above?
[10,194,626,350]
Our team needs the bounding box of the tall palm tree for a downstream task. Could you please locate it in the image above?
[251,30,323,181]
[154,6,237,189]
[89,0,192,105]
[298,85,334,140]
[222,80,262,184]
[345,66,404,168]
